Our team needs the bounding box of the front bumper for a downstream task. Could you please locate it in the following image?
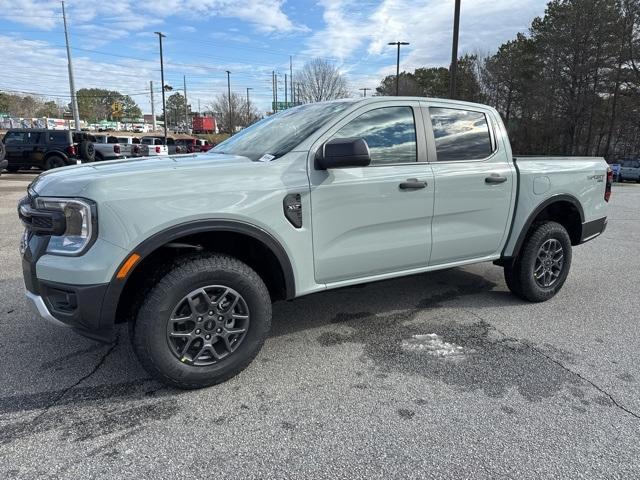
[22,233,116,342]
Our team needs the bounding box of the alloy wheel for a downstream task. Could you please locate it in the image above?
[533,238,564,288]
[166,285,250,366]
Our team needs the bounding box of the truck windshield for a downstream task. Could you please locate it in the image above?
[210,100,354,161]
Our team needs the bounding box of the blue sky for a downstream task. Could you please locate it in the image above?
[0,0,547,115]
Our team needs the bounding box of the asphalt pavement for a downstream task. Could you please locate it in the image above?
[0,172,639,479]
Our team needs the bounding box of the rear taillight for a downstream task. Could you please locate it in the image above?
[155,146,161,153]
[114,144,120,154]
[605,167,613,202]
[67,145,76,156]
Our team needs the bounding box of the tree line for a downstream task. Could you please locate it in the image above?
[375,0,640,160]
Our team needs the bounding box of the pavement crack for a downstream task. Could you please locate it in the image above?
[32,334,120,422]
[463,308,640,421]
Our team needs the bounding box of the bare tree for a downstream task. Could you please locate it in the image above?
[209,92,261,133]
[296,58,350,103]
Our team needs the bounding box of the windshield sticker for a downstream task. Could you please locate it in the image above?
[258,154,275,162]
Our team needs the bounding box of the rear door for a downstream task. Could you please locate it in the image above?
[309,101,435,284]
[3,131,26,164]
[422,102,515,265]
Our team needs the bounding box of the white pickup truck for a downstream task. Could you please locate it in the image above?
[140,136,169,156]
[89,134,124,161]
[20,97,611,389]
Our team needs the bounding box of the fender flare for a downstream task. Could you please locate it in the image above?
[506,194,584,261]
[99,219,296,328]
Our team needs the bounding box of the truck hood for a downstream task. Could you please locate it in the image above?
[29,153,253,197]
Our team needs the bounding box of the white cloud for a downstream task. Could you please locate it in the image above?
[306,0,546,75]
[0,0,306,35]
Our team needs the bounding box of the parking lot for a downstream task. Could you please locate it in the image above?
[0,172,639,479]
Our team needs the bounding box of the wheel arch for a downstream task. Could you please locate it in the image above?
[101,219,296,328]
[504,194,584,263]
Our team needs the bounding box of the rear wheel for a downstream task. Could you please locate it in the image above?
[45,155,66,170]
[131,254,272,389]
[6,165,20,173]
[504,221,572,302]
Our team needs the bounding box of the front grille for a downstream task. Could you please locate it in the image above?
[32,216,53,229]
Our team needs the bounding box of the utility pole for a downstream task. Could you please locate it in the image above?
[284,73,288,106]
[154,31,168,144]
[197,98,201,116]
[275,73,278,112]
[359,87,371,97]
[272,71,276,113]
[388,41,410,96]
[183,75,188,130]
[246,87,252,125]
[226,70,232,134]
[61,1,80,132]
[449,0,461,99]
[150,80,156,131]
[290,55,294,104]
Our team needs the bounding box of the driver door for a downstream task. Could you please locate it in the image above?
[308,101,434,285]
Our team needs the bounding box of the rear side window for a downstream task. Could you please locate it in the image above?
[48,132,66,143]
[334,106,417,165]
[429,107,493,161]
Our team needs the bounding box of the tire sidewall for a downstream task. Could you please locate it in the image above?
[519,222,572,301]
[45,155,65,170]
[135,258,271,387]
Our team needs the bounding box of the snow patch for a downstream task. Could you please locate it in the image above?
[401,333,472,358]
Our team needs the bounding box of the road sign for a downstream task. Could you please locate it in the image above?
[272,101,301,111]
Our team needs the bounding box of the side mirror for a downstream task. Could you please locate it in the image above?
[316,137,371,170]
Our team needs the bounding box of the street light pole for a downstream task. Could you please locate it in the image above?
[388,41,410,96]
[226,70,232,134]
[449,0,461,99]
[154,31,167,144]
[61,1,80,132]
[359,87,371,97]
[246,87,252,125]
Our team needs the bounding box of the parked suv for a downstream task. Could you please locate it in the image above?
[618,158,640,182]
[0,139,6,174]
[2,129,93,172]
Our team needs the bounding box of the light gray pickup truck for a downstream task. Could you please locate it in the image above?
[19,97,611,389]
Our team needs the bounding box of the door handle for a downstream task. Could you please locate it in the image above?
[485,174,507,184]
[399,178,427,190]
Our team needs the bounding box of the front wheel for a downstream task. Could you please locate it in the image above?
[131,254,272,389]
[504,221,572,302]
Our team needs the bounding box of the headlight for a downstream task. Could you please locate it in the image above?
[34,197,97,256]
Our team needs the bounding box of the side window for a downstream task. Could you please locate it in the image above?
[429,107,493,161]
[334,106,417,165]
[27,132,41,144]
[4,132,25,144]
[49,132,65,143]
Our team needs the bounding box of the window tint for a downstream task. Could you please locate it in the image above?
[334,106,417,165]
[4,131,25,144]
[48,131,66,143]
[429,107,493,161]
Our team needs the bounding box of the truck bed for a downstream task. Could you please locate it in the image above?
[502,156,609,257]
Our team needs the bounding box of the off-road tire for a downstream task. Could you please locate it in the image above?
[44,155,65,170]
[131,253,272,389]
[504,221,572,302]
[79,140,95,162]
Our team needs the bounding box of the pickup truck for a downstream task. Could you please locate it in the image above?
[115,136,144,157]
[89,134,124,161]
[18,97,610,389]
[140,136,169,156]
